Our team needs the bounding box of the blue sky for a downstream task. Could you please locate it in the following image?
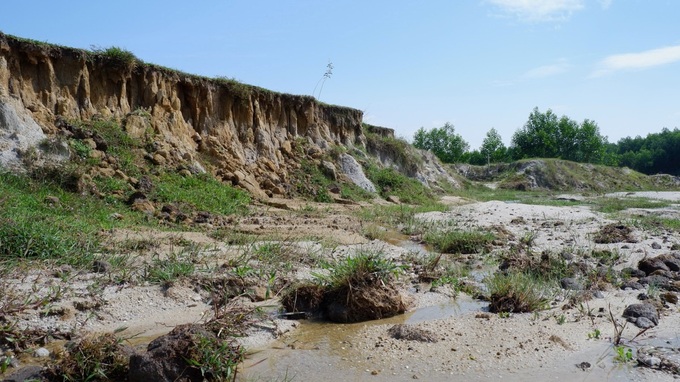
[1,1,679,149]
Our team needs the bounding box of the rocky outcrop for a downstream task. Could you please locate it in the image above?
[0,33,363,197]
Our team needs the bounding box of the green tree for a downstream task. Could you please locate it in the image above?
[511,107,607,164]
[413,122,469,163]
[480,128,507,164]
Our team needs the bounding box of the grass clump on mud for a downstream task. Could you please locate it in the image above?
[281,252,408,323]
[485,271,552,313]
[47,333,129,382]
[424,230,495,254]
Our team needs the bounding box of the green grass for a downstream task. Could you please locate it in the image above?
[423,230,495,254]
[153,172,250,215]
[146,253,196,283]
[315,252,404,290]
[364,164,434,204]
[594,197,671,213]
[0,171,143,266]
[485,271,553,313]
[355,203,448,230]
[89,45,138,70]
[631,216,680,232]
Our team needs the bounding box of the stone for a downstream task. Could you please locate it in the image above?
[339,153,376,193]
[1,365,44,382]
[132,200,156,214]
[388,324,438,343]
[386,195,401,204]
[638,256,670,275]
[128,324,213,382]
[320,160,337,180]
[651,242,662,250]
[560,278,583,290]
[622,303,659,328]
[92,260,111,273]
[33,347,49,357]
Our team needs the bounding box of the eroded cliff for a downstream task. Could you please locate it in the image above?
[0,33,364,198]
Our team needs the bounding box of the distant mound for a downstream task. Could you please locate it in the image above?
[454,159,680,192]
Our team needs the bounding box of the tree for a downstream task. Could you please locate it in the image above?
[480,128,507,164]
[510,107,607,164]
[413,122,469,163]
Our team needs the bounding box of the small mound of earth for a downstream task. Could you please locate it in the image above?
[388,324,438,343]
[281,281,408,323]
[594,223,636,244]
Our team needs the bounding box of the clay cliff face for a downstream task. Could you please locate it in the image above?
[0,33,364,198]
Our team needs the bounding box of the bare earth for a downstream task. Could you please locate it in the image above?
[4,192,680,381]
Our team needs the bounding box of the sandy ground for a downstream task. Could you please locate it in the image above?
[3,192,680,380]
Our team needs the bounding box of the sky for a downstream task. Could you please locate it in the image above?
[1,0,679,149]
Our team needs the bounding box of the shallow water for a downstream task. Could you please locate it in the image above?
[239,295,488,381]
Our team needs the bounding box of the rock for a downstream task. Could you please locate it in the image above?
[560,278,583,290]
[1,365,44,382]
[592,290,605,299]
[671,244,680,251]
[657,253,680,272]
[126,191,148,205]
[92,260,111,273]
[136,175,154,193]
[635,317,657,329]
[621,267,646,279]
[661,292,678,304]
[638,256,670,275]
[622,303,659,328]
[386,195,401,204]
[388,324,438,343]
[320,160,337,180]
[33,347,49,357]
[128,324,212,382]
[43,195,60,206]
[639,275,674,291]
[638,354,662,368]
[132,200,156,214]
[651,242,662,250]
[339,153,376,193]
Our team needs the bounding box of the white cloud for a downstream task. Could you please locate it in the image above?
[598,0,613,10]
[486,0,584,22]
[592,45,680,77]
[522,59,570,78]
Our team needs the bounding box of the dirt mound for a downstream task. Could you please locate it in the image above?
[594,223,636,244]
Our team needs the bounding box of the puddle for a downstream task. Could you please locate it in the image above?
[240,295,488,381]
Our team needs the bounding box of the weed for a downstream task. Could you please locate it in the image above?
[556,314,566,325]
[613,345,634,363]
[146,253,196,283]
[186,334,244,382]
[486,271,552,313]
[594,197,670,213]
[48,333,129,381]
[588,329,601,340]
[423,230,494,254]
[315,252,404,289]
[90,45,138,71]
[153,172,250,215]
[69,139,91,158]
[364,164,434,204]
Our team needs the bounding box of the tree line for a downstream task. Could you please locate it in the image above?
[412,107,680,175]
